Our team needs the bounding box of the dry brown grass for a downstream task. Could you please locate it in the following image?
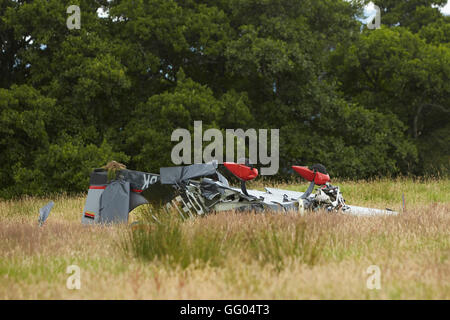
[0,179,449,299]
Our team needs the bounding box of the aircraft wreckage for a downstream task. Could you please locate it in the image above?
[81,161,397,225]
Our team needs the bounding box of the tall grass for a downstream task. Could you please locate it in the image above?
[120,211,227,269]
[121,209,326,271]
[120,199,449,279]
[247,221,324,270]
[1,178,449,299]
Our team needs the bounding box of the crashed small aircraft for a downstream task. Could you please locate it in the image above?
[81,161,397,225]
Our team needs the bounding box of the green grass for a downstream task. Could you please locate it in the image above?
[247,221,324,270]
[0,178,449,299]
[121,212,228,269]
[122,212,325,271]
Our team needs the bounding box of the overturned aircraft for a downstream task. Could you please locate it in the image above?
[81,162,397,224]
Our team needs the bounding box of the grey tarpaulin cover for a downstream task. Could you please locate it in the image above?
[160,163,218,184]
[99,180,130,223]
[116,169,159,191]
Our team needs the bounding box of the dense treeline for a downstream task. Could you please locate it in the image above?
[0,0,449,197]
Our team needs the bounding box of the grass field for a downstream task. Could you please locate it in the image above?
[0,178,449,299]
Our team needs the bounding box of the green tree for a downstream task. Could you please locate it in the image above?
[0,0,447,198]
[374,0,447,32]
[330,27,450,175]
[0,85,53,196]
[13,136,129,195]
[123,70,253,172]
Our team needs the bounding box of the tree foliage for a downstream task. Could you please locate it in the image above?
[0,0,448,197]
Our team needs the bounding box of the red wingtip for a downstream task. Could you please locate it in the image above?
[224,162,258,181]
[292,166,330,185]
